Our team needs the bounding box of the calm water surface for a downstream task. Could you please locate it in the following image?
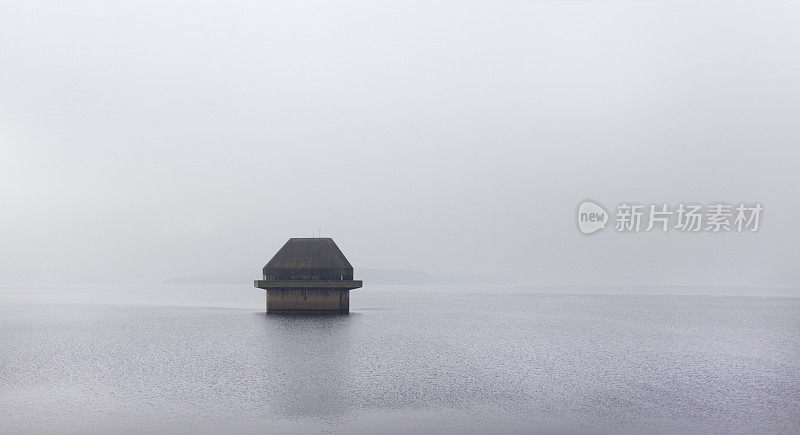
[1,285,798,433]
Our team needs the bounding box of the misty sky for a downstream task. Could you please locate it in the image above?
[1,1,798,286]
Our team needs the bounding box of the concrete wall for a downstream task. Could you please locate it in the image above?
[266,289,349,313]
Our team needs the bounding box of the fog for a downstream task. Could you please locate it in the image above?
[1,1,798,287]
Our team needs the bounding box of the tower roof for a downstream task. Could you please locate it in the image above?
[263,238,353,274]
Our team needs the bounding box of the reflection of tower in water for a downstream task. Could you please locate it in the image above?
[258,313,359,419]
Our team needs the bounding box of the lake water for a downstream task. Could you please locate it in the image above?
[1,284,799,433]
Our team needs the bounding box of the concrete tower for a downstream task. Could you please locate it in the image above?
[254,238,363,313]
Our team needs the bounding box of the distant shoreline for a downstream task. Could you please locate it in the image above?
[163,268,517,286]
